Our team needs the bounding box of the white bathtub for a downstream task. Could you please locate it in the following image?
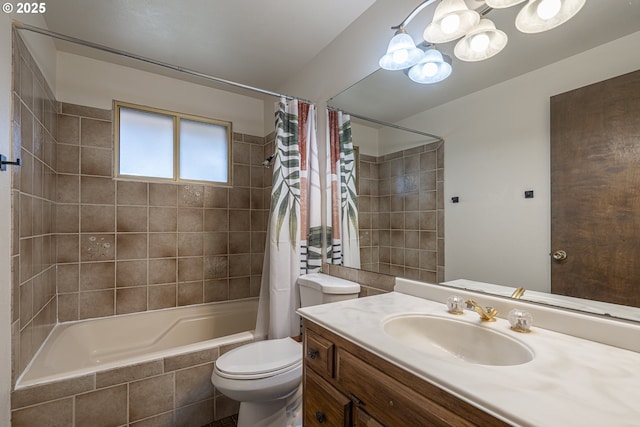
[16,298,259,389]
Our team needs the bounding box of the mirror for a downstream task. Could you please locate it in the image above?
[328,1,640,322]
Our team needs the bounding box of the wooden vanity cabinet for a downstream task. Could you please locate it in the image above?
[304,367,352,426]
[302,319,510,427]
[304,328,335,378]
[355,408,384,427]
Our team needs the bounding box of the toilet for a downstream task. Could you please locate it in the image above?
[211,273,360,427]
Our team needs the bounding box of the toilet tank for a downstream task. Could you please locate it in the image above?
[298,273,360,307]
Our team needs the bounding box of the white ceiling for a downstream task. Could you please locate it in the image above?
[42,0,377,95]
[39,0,640,123]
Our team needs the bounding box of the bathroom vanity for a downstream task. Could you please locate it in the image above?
[297,280,640,426]
[302,319,507,426]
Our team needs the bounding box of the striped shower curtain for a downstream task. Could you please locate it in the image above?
[256,98,320,340]
[327,110,360,268]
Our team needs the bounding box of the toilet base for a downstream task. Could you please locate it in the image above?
[237,384,302,427]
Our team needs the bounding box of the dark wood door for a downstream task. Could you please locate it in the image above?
[550,69,640,307]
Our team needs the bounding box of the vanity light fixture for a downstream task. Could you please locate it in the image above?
[379,0,586,84]
[515,0,586,33]
[484,0,526,8]
[454,18,507,62]
[379,27,426,70]
[423,0,480,43]
[407,48,452,83]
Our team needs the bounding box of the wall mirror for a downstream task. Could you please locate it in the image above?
[327,0,640,323]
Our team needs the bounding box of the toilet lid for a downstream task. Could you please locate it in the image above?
[215,338,302,379]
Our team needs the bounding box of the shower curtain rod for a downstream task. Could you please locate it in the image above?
[13,21,313,105]
[13,20,442,141]
[328,106,443,142]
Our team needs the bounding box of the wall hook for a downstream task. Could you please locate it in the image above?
[0,154,21,172]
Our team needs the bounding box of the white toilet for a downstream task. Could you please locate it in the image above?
[211,273,360,427]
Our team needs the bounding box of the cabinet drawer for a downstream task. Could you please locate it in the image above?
[304,329,334,378]
[336,349,475,427]
[355,407,384,427]
[304,367,352,426]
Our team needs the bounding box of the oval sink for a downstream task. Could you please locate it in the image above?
[382,314,534,366]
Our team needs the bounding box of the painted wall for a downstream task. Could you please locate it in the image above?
[278,0,417,105]
[371,30,640,292]
[352,122,379,156]
[0,13,13,427]
[56,52,266,137]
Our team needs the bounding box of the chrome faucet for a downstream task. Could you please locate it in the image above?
[511,287,526,299]
[465,300,498,322]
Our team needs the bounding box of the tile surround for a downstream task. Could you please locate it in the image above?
[11,29,58,389]
[54,106,269,322]
[11,30,270,425]
[357,143,445,282]
[322,262,396,297]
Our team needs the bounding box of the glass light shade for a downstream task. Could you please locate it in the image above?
[454,19,508,62]
[440,14,461,34]
[408,48,452,84]
[423,0,480,43]
[379,31,424,70]
[485,0,526,8]
[536,0,561,19]
[515,0,586,33]
[470,33,490,52]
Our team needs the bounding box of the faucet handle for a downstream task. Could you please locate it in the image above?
[508,309,533,333]
[447,295,466,315]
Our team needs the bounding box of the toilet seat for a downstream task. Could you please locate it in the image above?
[215,338,302,380]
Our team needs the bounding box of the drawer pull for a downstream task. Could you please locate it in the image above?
[315,411,326,423]
[349,393,364,406]
[308,348,319,359]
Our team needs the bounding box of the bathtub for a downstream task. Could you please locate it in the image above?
[16,298,259,389]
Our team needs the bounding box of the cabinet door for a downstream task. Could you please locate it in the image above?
[355,407,385,427]
[304,367,352,426]
[337,349,474,427]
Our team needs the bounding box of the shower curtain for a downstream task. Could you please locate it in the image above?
[327,110,360,268]
[256,98,320,339]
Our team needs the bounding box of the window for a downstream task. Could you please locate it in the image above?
[115,101,231,185]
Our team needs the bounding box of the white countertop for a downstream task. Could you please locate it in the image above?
[298,291,640,427]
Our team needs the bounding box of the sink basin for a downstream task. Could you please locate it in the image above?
[382,314,534,366]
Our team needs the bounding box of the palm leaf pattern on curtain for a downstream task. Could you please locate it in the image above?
[339,116,359,240]
[271,98,300,249]
[326,110,360,267]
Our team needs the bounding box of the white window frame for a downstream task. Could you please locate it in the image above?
[114,100,232,185]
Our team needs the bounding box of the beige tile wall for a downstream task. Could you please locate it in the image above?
[54,103,269,322]
[357,142,445,283]
[10,30,274,425]
[322,262,396,296]
[11,29,58,387]
[25,102,276,321]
